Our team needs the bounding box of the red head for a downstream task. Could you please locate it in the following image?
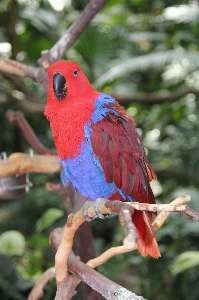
[44,60,100,159]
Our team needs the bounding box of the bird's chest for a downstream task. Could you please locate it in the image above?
[52,107,94,160]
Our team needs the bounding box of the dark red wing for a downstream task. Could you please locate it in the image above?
[90,101,161,258]
[90,102,157,205]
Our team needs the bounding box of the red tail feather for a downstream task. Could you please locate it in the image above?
[133,210,161,258]
[109,192,160,258]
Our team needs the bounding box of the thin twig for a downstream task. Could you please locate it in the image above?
[27,268,55,300]
[127,196,199,222]
[152,195,191,231]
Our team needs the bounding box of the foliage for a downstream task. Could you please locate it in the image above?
[0,0,199,299]
[172,251,199,275]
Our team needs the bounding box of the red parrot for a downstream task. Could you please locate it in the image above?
[44,60,161,258]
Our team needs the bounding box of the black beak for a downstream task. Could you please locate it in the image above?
[53,72,67,101]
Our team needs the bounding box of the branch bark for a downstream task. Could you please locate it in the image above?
[5,110,56,155]
[49,228,145,300]
[29,195,191,300]
[38,0,109,67]
[115,87,199,105]
[0,153,60,178]
[28,268,55,300]
[0,0,110,91]
[1,56,198,107]
[53,195,194,283]
[46,182,102,300]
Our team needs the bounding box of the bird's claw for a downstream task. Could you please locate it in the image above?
[82,200,95,221]
[82,198,116,222]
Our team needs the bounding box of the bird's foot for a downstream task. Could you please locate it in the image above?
[82,200,95,221]
[82,198,116,222]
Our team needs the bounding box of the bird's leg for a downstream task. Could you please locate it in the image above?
[81,198,116,221]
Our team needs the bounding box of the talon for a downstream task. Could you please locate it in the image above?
[82,200,95,221]
[81,199,116,221]
[93,198,106,219]
[95,198,116,219]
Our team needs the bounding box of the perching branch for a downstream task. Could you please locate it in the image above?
[54,195,194,283]
[87,195,191,269]
[29,195,191,300]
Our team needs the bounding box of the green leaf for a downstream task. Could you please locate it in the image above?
[94,51,199,87]
[36,208,64,232]
[0,231,25,257]
[172,251,199,274]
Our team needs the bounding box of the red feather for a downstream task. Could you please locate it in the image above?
[90,102,160,258]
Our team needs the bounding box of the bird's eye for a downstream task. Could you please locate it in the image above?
[53,72,67,101]
[73,69,78,76]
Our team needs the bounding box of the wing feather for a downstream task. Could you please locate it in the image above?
[90,102,156,204]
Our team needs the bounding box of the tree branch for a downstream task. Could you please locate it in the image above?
[1,56,197,106]
[38,0,109,67]
[46,182,102,300]
[5,110,56,154]
[54,195,194,283]
[0,58,28,77]
[87,195,191,268]
[50,228,145,300]
[0,0,110,91]
[28,267,55,300]
[68,252,144,300]
[29,195,191,299]
[0,153,60,178]
[115,87,199,105]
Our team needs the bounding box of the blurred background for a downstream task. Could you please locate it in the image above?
[0,0,199,299]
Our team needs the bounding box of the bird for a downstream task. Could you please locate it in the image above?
[44,60,161,259]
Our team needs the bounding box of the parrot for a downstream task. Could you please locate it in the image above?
[44,60,161,259]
